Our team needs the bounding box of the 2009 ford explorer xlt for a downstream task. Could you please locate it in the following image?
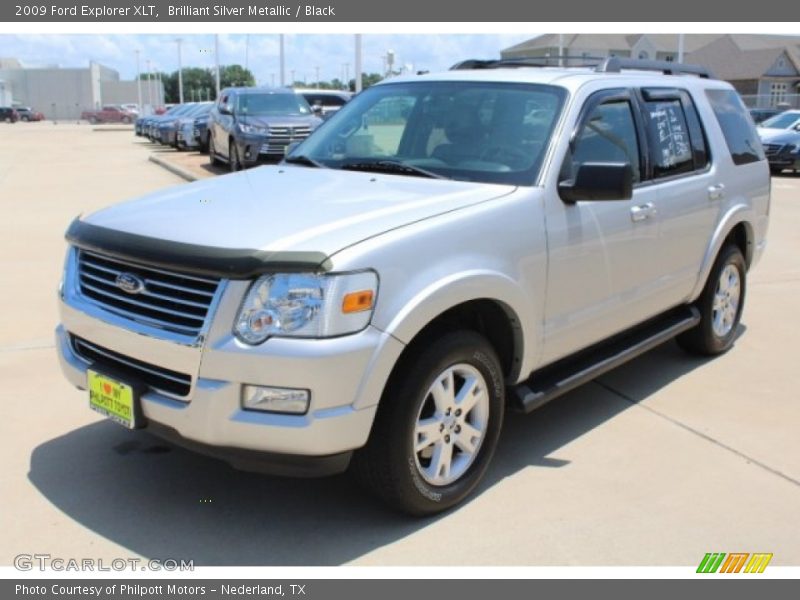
[57,58,770,515]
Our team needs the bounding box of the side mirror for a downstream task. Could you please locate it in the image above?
[558,162,633,203]
[794,123,800,131]
[311,104,323,115]
[219,104,233,116]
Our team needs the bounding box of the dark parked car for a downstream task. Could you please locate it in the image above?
[208,87,322,170]
[15,106,45,121]
[761,129,800,175]
[191,114,211,152]
[145,103,197,141]
[1,107,19,123]
[157,102,212,147]
[749,107,782,125]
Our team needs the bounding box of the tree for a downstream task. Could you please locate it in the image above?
[219,65,256,89]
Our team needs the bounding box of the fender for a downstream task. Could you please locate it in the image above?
[688,203,755,302]
[352,269,533,411]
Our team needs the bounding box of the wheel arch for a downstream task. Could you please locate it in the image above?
[689,205,755,302]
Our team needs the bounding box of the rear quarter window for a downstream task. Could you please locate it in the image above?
[705,89,765,166]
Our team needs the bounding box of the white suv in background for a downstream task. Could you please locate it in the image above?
[57,58,769,515]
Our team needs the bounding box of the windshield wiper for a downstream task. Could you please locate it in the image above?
[283,155,329,169]
[340,160,447,179]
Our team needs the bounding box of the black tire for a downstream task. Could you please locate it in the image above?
[352,330,505,516]
[208,135,223,166]
[770,166,784,176]
[677,244,746,356]
[229,141,242,172]
[199,133,210,154]
[88,116,98,124]
[122,116,131,124]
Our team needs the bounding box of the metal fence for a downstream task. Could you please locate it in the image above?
[740,93,800,109]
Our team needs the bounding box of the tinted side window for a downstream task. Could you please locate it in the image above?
[681,93,710,169]
[705,89,765,166]
[572,100,641,182]
[643,99,693,177]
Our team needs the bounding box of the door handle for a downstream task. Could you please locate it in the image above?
[630,202,657,222]
[708,183,726,201]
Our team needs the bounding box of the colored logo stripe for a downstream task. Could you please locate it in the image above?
[697,552,773,573]
[697,553,726,573]
[744,553,773,573]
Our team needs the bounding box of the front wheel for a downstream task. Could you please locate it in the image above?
[208,134,222,166]
[677,244,746,356]
[352,331,505,516]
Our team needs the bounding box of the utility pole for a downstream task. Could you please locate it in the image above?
[678,33,685,63]
[175,38,184,104]
[354,34,362,93]
[315,66,320,88]
[290,69,295,86]
[245,34,250,74]
[135,50,142,112]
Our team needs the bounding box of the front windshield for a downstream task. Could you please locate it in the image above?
[760,112,799,129]
[236,93,311,116]
[289,80,567,185]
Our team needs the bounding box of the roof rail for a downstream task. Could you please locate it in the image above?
[595,57,714,78]
[449,56,609,70]
[449,56,715,79]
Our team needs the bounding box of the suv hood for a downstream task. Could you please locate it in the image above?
[79,164,515,268]
[238,114,321,128]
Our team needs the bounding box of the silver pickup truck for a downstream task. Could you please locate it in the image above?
[57,58,770,515]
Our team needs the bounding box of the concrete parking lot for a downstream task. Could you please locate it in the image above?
[1,122,798,567]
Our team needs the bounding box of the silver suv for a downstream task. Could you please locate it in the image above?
[57,58,770,515]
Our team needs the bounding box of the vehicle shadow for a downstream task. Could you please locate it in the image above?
[28,338,717,565]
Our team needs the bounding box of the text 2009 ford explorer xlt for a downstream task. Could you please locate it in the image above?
[57,58,769,515]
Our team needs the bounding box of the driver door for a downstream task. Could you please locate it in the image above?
[541,89,661,365]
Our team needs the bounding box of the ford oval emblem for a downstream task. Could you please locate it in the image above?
[115,272,145,295]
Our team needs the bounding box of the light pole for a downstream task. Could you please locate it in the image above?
[354,34,362,93]
[245,34,250,74]
[175,38,184,104]
[279,34,285,87]
[315,66,320,88]
[145,59,152,111]
[271,73,276,87]
[290,69,295,86]
[135,50,142,112]
[214,34,220,98]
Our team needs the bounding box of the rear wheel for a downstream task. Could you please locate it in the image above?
[677,244,746,356]
[352,330,505,516]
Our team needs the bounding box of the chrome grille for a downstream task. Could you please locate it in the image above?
[261,125,312,155]
[77,250,220,336]
[71,335,192,398]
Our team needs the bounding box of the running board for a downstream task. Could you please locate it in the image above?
[513,306,701,413]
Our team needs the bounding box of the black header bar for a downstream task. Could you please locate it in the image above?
[3,0,800,22]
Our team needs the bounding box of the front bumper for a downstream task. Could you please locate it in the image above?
[56,266,403,473]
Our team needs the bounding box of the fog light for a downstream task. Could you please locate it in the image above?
[242,385,309,414]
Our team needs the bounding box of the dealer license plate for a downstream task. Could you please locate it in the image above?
[88,369,136,429]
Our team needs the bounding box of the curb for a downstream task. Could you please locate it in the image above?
[92,126,134,132]
[148,154,198,182]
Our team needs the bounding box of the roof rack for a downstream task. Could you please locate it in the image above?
[450,56,607,70]
[596,57,713,78]
[449,56,714,79]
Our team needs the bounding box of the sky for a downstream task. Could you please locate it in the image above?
[0,33,537,84]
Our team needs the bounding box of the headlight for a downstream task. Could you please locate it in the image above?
[234,271,378,344]
[238,122,269,135]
